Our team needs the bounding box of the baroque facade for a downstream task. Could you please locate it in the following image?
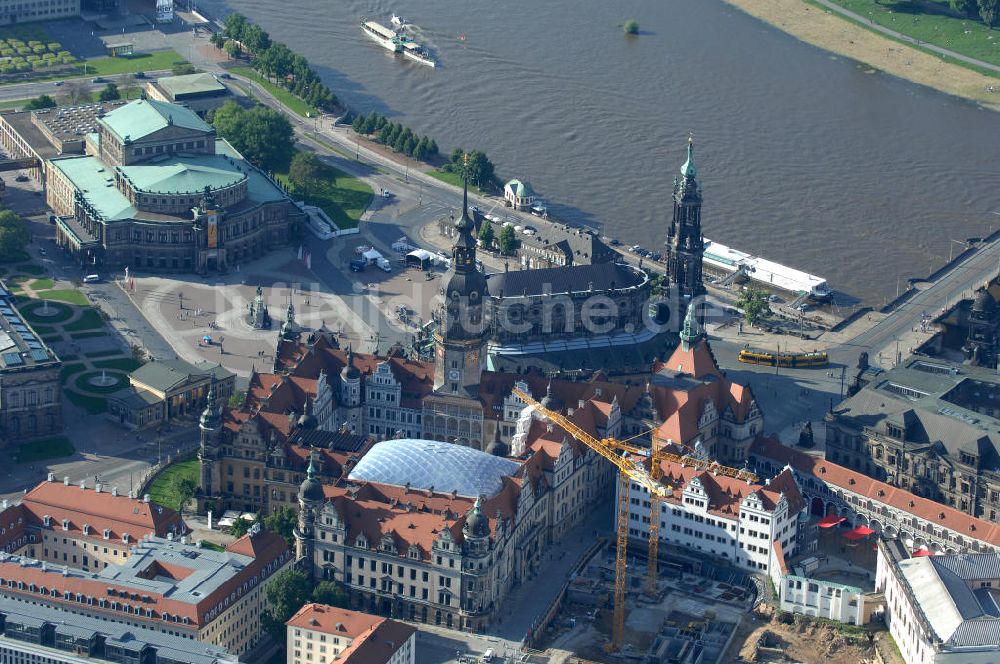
[826,356,1000,524]
[45,99,303,273]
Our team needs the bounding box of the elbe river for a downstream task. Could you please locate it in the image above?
[200,0,1000,304]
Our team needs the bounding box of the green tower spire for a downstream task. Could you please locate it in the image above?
[680,133,696,179]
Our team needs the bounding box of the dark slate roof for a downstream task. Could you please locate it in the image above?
[487,262,643,298]
[289,429,370,453]
[511,222,618,265]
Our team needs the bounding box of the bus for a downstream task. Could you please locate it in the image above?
[738,348,829,368]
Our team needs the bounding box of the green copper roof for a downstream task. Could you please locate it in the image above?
[121,159,246,195]
[100,99,213,143]
[155,72,227,99]
[49,156,135,221]
[505,178,533,197]
[680,137,696,179]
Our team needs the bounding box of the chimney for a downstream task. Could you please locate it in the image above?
[47,472,55,483]
[1,500,7,510]
[63,476,70,486]
[143,494,150,503]
[112,487,119,497]
[578,400,585,409]
[95,483,102,494]
[79,480,86,490]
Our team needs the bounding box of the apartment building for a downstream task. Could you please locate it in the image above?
[286,603,415,664]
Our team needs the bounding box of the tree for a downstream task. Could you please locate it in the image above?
[64,80,90,105]
[242,23,271,54]
[263,506,297,549]
[980,0,1000,26]
[498,224,517,255]
[623,20,639,35]
[211,102,295,172]
[735,284,771,327]
[478,220,494,249]
[262,568,311,643]
[223,12,248,42]
[311,581,349,608]
[98,83,120,102]
[0,209,28,260]
[288,151,324,194]
[951,0,979,16]
[223,40,241,60]
[227,389,246,409]
[229,515,257,538]
[210,32,226,50]
[173,476,197,516]
[24,94,56,110]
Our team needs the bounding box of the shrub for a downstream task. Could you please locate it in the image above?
[26,55,39,63]
[32,45,46,54]
[624,19,639,35]
[47,42,60,51]
[57,51,70,58]
[0,49,12,57]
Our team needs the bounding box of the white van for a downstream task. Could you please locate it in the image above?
[376,257,392,273]
[83,274,101,283]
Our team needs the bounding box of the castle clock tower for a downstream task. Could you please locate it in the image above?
[432,164,488,398]
[665,136,706,314]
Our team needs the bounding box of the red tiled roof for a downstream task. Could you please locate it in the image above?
[287,604,416,664]
[286,602,383,637]
[21,480,183,544]
[662,337,724,380]
[750,437,1000,548]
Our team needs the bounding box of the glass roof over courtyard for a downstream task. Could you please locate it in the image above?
[348,439,521,498]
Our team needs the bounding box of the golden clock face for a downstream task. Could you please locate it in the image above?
[436,345,445,359]
[467,349,479,364]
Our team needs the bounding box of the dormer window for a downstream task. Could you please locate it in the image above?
[103,528,111,540]
[43,515,51,527]
[83,524,90,536]
[122,533,130,544]
[62,519,70,531]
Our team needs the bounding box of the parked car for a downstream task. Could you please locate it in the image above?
[349,259,367,272]
[609,238,621,246]
[82,274,102,283]
[14,174,28,182]
[91,77,105,83]
[134,71,146,78]
[54,80,64,86]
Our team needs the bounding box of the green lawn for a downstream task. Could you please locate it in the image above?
[13,436,75,464]
[74,371,126,394]
[84,349,121,359]
[94,357,142,372]
[36,289,89,305]
[14,262,44,275]
[229,66,317,117]
[27,277,53,290]
[148,458,199,512]
[276,157,372,229]
[59,362,85,381]
[84,50,189,77]
[427,169,491,194]
[826,0,1000,70]
[63,308,104,332]
[64,390,107,413]
[201,540,225,552]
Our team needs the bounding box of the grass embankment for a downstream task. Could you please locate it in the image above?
[426,169,491,195]
[148,458,199,511]
[721,0,1000,111]
[827,0,1000,68]
[229,66,317,117]
[14,436,75,464]
[276,155,372,229]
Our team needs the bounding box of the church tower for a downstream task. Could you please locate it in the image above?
[295,454,324,578]
[198,374,223,504]
[433,162,488,397]
[665,136,705,314]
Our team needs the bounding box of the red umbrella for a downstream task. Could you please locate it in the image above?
[843,530,867,541]
[853,525,875,536]
[818,515,846,528]
[912,549,934,557]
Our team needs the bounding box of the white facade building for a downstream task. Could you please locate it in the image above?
[877,538,1000,664]
[620,461,804,574]
[286,603,415,664]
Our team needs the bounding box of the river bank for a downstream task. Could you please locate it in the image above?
[721,0,1000,112]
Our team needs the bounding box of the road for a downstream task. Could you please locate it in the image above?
[0,69,173,103]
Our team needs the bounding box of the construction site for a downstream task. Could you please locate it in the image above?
[540,544,753,663]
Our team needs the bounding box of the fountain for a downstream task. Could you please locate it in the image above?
[34,299,59,318]
[87,369,118,388]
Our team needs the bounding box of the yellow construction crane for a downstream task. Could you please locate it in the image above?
[512,387,757,651]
